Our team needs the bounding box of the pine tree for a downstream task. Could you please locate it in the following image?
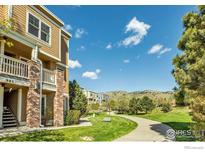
[173,6,205,140]
[69,80,88,115]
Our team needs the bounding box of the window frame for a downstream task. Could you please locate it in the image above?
[26,11,52,46]
[41,22,51,43]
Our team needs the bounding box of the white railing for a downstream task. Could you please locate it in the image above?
[0,54,29,79]
[43,68,56,85]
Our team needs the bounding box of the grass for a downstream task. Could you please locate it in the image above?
[0,113,137,141]
[136,107,194,141]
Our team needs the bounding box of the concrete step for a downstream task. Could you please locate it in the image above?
[3,114,13,117]
[3,123,17,128]
[3,117,15,120]
[3,120,17,124]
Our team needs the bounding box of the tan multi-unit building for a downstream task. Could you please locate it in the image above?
[81,88,109,105]
[0,5,71,128]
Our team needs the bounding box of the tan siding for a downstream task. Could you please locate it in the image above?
[61,36,69,94]
[61,36,68,65]
[5,38,32,59]
[0,5,8,21]
[12,5,60,60]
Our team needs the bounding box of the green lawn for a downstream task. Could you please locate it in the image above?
[136,107,194,141]
[0,113,137,141]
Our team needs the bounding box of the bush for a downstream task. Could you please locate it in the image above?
[140,96,155,113]
[161,103,172,113]
[65,110,81,125]
[116,99,129,114]
[129,98,142,114]
[87,103,100,113]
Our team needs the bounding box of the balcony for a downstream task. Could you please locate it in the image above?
[0,54,29,86]
[0,54,56,90]
[42,68,56,85]
[0,54,29,79]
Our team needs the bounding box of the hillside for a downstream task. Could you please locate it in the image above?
[106,90,175,104]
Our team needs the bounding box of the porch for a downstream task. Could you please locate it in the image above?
[0,54,56,87]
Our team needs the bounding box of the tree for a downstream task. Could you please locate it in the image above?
[173,6,205,122]
[128,98,143,114]
[0,18,14,47]
[88,103,100,112]
[115,98,129,114]
[69,80,88,116]
[109,100,116,111]
[173,86,187,106]
[172,6,205,140]
[140,96,155,113]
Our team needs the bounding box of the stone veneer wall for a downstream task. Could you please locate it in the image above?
[26,60,41,128]
[53,70,65,126]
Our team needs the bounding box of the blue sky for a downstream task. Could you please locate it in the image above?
[46,5,196,92]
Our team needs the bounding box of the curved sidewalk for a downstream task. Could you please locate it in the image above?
[114,114,175,142]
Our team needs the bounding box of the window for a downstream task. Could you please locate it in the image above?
[28,13,39,37]
[41,22,50,43]
[41,96,46,117]
[27,12,51,44]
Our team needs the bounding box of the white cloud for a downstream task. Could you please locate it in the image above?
[82,69,101,80]
[96,69,101,73]
[65,24,72,31]
[120,17,151,47]
[148,44,163,54]
[148,44,172,55]
[69,59,82,69]
[106,43,112,49]
[123,59,130,63]
[159,48,172,55]
[77,45,86,51]
[75,28,86,38]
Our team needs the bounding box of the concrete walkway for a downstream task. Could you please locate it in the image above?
[114,114,175,142]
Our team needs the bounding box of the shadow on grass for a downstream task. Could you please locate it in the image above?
[163,122,192,130]
[149,122,194,141]
[149,123,171,138]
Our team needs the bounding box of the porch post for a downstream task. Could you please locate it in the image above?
[31,45,38,60]
[53,70,65,127]
[0,85,4,128]
[0,40,5,54]
[17,88,22,124]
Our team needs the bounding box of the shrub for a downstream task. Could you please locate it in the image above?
[116,99,129,114]
[109,100,117,111]
[87,103,100,113]
[161,103,172,113]
[128,98,142,114]
[140,96,155,113]
[65,110,81,125]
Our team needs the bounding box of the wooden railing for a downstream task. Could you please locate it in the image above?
[43,68,56,85]
[0,54,29,79]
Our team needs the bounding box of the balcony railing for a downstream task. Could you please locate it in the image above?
[0,54,29,79]
[43,68,56,85]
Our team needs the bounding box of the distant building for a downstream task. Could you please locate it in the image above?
[81,88,109,105]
